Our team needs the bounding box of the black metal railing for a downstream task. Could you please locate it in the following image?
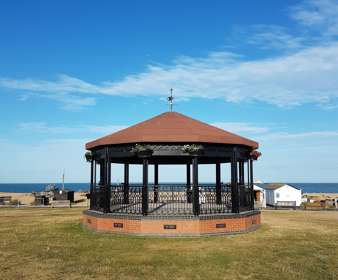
[90,186,105,212]
[111,185,142,214]
[90,183,254,216]
[239,184,253,212]
[148,185,193,215]
[199,184,232,214]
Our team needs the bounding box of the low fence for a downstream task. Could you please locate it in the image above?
[91,183,253,216]
[111,185,142,214]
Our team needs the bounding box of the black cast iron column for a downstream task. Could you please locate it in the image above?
[216,163,222,204]
[154,164,159,203]
[104,147,111,213]
[186,163,192,203]
[231,148,240,213]
[239,162,245,185]
[142,158,149,215]
[123,163,129,204]
[89,159,94,209]
[249,159,254,210]
[239,161,245,208]
[192,157,200,216]
[99,161,105,186]
[93,160,97,209]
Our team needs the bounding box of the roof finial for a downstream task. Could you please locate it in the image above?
[168,88,174,112]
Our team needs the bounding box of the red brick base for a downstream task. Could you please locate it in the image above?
[83,210,261,236]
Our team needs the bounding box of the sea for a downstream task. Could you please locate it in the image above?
[0,183,338,193]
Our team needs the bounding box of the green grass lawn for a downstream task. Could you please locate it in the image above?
[0,208,337,280]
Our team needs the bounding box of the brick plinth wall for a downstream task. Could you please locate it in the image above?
[83,210,261,236]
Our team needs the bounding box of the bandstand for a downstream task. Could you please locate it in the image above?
[83,112,261,236]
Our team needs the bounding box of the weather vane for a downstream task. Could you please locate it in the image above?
[168,88,174,112]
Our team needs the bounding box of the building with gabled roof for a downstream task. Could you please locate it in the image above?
[265,183,302,207]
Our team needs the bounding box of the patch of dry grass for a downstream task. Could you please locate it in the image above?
[0,208,337,280]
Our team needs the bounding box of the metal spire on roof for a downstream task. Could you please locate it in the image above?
[168,88,174,112]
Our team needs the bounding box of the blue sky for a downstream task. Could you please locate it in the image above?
[1,0,338,183]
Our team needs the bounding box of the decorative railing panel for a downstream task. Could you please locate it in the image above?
[110,185,142,214]
[90,187,105,212]
[199,184,232,214]
[239,184,253,212]
[148,185,193,215]
[91,183,254,216]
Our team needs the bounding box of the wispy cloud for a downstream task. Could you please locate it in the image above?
[236,25,306,51]
[4,121,338,182]
[0,75,98,111]
[17,122,126,135]
[212,121,338,145]
[1,1,338,110]
[2,42,338,108]
[44,93,97,111]
[290,0,338,36]
[0,74,99,94]
[258,130,338,141]
[212,121,338,147]
[17,120,338,143]
[212,122,270,135]
[0,137,90,183]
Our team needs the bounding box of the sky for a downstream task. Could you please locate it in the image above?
[0,0,338,183]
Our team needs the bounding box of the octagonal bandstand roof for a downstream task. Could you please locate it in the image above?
[85,112,259,150]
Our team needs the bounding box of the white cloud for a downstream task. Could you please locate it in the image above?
[2,42,338,108]
[47,93,96,111]
[291,0,338,36]
[106,42,338,107]
[2,2,338,110]
[0,138,89,183]
[2,124,338,183]
[0,75,98,111]
[240,25,306,50]
[3,115,338,183]
[254,128,338,182]
[212,122,270,135]
[258,130,338,141]
[0,74,99,94]
[16,121,269,141]
[17,122,126,135]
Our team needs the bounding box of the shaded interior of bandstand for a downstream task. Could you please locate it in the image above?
[89,148,256,217]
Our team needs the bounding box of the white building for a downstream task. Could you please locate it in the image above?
[265,184,302,207]
[253,184,266,208]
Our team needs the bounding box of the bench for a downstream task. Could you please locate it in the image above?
[0,196,12,205]
[50,200,71,208]
[276,201,296,209]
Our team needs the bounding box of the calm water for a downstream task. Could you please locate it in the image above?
[0,183,338,193]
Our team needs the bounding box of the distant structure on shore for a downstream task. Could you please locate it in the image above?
[33,184,74,206]
[253,184,266,208]
[265,183,302,207]
[253,183,303,209]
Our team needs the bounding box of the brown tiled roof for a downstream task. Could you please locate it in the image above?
[85,112,259,150]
